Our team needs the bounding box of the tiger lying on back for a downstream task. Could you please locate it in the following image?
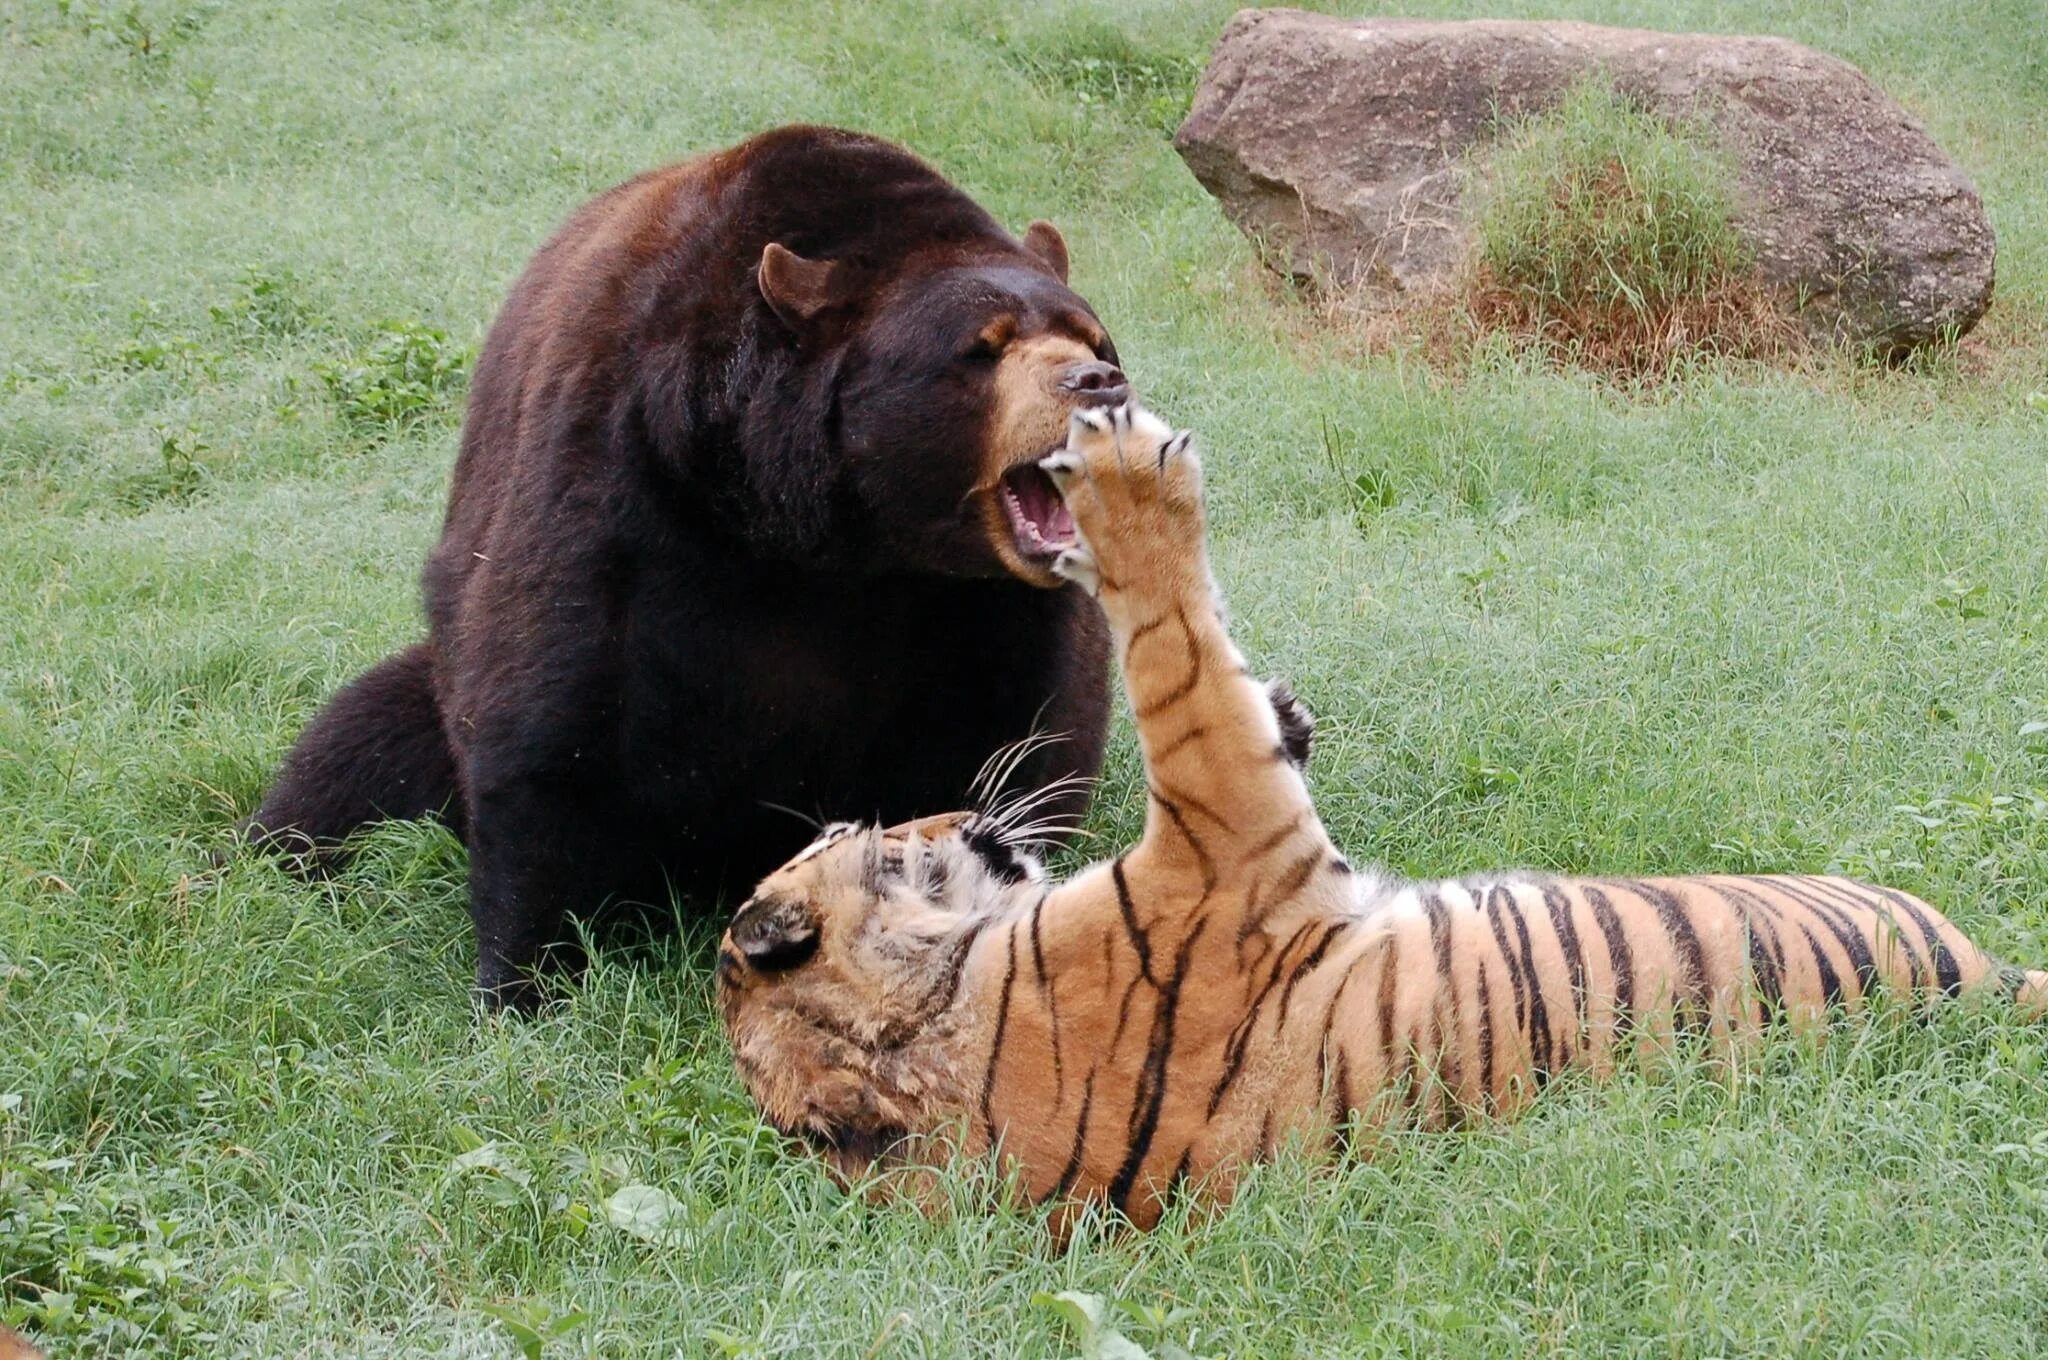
[717,402,2048,1230]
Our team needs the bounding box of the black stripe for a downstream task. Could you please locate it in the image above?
[1244,814,1306,867]
[1495,886,1554,1082]
[915,919,990,1035]
[1540,884,1589,1062]
[1277,922,1350,1026]
[1152,724,1209,764]
[1238,842,1327,939]
[1433,995,1464,1114]
[1112,972,1147,1052]
[1798,922,1846,1007]
[1107,915,1210,1218]
[1420,1005,1445,1123]
[1125,613,1168,649]
[1767,877,1877,1000]
[1233,878,1266,962]
[1424,891,1453,988]
[1583,885,1635,1036]
[1716,879,1794,992]
[978,929,1021,1135]
[1317,944,1375,1059]
[1208,920,1318,1117]
[1746,915,1783,1021]
[1330,1048,1357,1160]
[1145,789,1218,893]
[1375,940,1401,1081]
[1132,606,1202,720]
[1621,879,1709,1032]
[1872,884,1964,996]
[1026,898,1066,1104]
[1040,1070,1097,1205]
[1318,950,1369,1149]
[1112,858,1157,986]
[1483,888,1530,1041]
[1475,959,1496,1106]
[1703,881,1785,1024]
[1731,891,1784,1023]
[1153,779,1235,834]
[1800,876,1927,992]
[1273,845,1328,904]
[1028,896,1051,990]
[1166,1147,1194,1204]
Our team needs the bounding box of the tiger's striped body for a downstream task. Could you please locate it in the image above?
[718,404,2047,1229]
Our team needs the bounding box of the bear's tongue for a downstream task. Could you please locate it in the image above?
[1000,464,1076,558]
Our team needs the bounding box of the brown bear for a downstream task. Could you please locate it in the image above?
[246,126,1123,1007]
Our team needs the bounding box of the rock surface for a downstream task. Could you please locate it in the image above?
[1174,10,1995,354]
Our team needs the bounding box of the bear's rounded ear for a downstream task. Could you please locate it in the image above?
[728,893,821,972]
[1022,220,1070,284]
[758,243,844,330]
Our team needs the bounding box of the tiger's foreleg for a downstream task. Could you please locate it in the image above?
[1042,407,1348,931]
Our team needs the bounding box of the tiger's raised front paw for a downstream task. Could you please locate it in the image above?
[1038,403,1204,599]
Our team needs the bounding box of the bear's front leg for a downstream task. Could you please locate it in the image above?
[1041,406,1339,907]
[463,773,619,1009]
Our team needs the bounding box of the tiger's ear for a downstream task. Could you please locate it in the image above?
[758,243,845,330]
[729,894,821,971]
[1022,220,1070,283]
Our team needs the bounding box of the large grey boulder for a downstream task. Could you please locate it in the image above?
[1174,10,1995,354]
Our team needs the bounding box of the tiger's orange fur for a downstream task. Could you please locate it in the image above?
[717,403,2048,1229]
[0,1325,45,1360]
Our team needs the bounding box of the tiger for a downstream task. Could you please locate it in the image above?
[716,401,2048,1230]
[0,1326,44,1360]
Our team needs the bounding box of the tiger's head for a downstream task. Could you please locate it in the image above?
[715,777,1068,1181]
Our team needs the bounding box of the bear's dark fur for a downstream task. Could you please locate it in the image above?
[247,126,1124,1006]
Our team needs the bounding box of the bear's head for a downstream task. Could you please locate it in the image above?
[722,130,1130,585]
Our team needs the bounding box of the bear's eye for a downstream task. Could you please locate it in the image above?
[964,316,1016,362]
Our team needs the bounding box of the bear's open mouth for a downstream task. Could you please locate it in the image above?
[998,463,1077,562]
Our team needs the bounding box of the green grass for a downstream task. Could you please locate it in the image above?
[4,0,2047,1355]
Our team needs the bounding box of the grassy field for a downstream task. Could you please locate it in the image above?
[4,0,2047,1355]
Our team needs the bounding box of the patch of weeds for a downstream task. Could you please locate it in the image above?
[1320,416,1400,528]
[103,335,223,378]
[51,1,211,69]
[1831,751,2048,900]
[207,265,318,343]
[1034,1290,1216,1360]
[98,306,227,381]
[1003,23,1201,135]
[0,358,79,400]
[1460,76,1793,379]
[0,1138,213,1353]
[315,320,472,436]
[112,430,216,511]
[477,1298,590,1360]
[1932,575,1993,620]
[433,1126,668,1279]
[1452,543,1513,611]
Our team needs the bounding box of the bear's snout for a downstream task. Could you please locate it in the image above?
[1058,359,1129,407]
